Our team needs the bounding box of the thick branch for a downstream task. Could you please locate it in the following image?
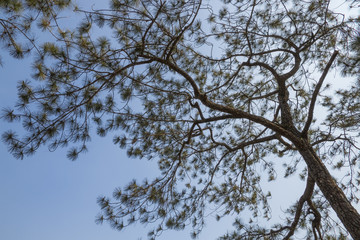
[279,52,301,80]
[276,52,301,131]
[140,54,202,97]
[141,54,294,139]
[245,61,281,79]
[298,145,360,239]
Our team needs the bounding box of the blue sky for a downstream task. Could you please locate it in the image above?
[0,55,145,239]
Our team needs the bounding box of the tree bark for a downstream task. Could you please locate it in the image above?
[297,140,360,239]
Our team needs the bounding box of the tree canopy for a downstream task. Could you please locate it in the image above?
[1,0,360,239]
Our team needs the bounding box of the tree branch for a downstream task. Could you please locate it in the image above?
[140,54,295,140]
[302,50,339,136]
[307,198,323,240]
[283,175,315,240]
[245,61,281,79]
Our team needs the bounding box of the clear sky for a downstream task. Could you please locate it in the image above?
[0,1,358,240]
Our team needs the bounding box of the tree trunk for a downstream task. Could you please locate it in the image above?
[297,142,360,239]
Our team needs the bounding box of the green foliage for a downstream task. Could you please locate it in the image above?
[0,0,72,60]
[1,0,360,239]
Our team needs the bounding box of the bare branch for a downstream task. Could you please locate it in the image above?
[302,50,339,136]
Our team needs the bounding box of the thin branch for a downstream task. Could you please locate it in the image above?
[165,0,202,60]
[189,100,205,120]
[239,148,248,192]
[193,114,234,124]
[302,50,339,136]
[283,175,315,240]
[230,134,278,152]
[307,198,323,240]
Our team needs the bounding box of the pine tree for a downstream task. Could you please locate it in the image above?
[1,0,360,239]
